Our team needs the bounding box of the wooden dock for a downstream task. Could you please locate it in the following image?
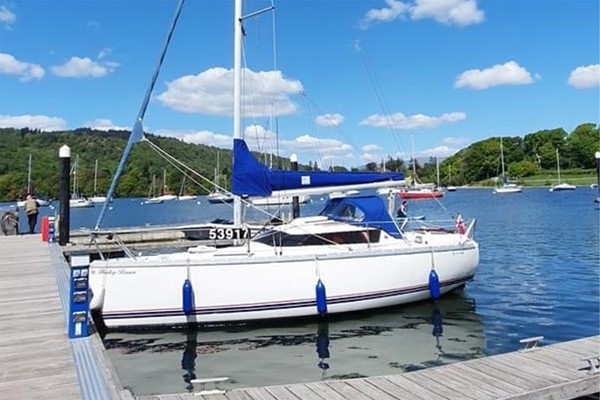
[0,234,598,400]
[140,335,599,399]
[0,234,132,400]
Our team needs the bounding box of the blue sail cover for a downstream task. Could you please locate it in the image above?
[231,139,405,197]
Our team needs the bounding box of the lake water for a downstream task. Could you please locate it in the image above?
[2,188,598,396]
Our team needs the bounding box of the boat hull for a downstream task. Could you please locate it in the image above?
[90,240,478,328]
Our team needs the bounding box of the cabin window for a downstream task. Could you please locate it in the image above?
[253,229,380,246]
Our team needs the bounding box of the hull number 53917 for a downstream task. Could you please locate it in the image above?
[208,227,250,240]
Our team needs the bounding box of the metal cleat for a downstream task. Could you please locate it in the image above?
[519,336,544,352]
[191,376,230,396]
[582,355,600,374]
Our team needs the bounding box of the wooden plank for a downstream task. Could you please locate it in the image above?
[325,380,382,400]
[455,358,534,390]
[414,365,502,399]
[497,351,577,382]
[302,382,349,400]
[284,384,328,400]
[243,387,278,400]
[264,385,301,400]
[477,356,554,388]
[344,379,402,400]
[356,376,425,400]
[445,362,526,394]
[403,370,494,400]
[385,374,454,399]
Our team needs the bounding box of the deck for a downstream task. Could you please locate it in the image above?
[0,233,598,400]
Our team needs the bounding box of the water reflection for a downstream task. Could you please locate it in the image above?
[103,293,485,395]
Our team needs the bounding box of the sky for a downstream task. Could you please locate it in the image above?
[0,0,599,169]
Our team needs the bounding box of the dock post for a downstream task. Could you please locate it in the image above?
[291,153,300,219]
[59,145,70,245]
[68,254,90,338]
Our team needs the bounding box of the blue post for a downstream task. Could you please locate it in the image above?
[69,254,90,338]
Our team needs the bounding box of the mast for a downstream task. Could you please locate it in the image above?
[411,134,417,186]
[556,148,561,184]
[500,137,506,178]
[94,159,98,194]
[233,0,243,227]
[27,154,32,194]
[436,157,440,188]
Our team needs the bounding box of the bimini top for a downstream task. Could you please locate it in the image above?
[319,195,402,238]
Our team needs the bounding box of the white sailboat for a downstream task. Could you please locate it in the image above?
[143,174,163,204]
[207,151,234,204]
[493,137,522,194]
[549,148,576,191]
[70,155,94,208]
[90,159,108,203]
[88,0,479,329]
[147,169,178,202]
[177,175,197,201]
[17,154,51,207]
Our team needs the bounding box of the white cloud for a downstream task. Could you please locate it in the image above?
[154,129,233,149]
[51,57,116,78]
[361,0,483,28]
[280,135,354,155]
[0,114,67,131]
[420,145,457,158]
[410,0,484,26]
[441,136,469,146]
[360,111,466,130]
[315,113,345,127]
[361,0,408,29]
[156,67,303,117]
[455,61,537,89]
[568,64,600,89]
[362,144,382,152]
[0,5,16,28]
[0,53,44,81]
[83,119,129,131]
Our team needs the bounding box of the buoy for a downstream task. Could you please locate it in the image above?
[316,279,327,316]
[429,269,440,301]
[183,278,194,315]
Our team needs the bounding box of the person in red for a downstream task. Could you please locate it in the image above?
[455,212,466,234]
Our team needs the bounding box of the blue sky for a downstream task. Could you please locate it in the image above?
[0,0,598,169]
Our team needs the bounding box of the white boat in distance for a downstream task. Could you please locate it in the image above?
[88,0,479,329]
[493,137,522,194]
[549,148,576,192]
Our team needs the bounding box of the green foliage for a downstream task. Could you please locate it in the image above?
[0,123,598,200]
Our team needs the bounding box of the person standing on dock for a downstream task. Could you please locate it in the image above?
[23,194,40,234]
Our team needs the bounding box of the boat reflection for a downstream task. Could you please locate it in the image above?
[102,293,485,396]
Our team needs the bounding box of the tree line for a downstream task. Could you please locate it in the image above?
[0,123,597,201]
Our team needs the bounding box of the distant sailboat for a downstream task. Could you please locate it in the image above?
[70,155,94,208]
[549,148,576,192]
[17,154,51,207]
[207,151,233,204]
[177,175,197,201]
[144,174,163,204]
[90,159,108,203]
[493,138,522,194]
